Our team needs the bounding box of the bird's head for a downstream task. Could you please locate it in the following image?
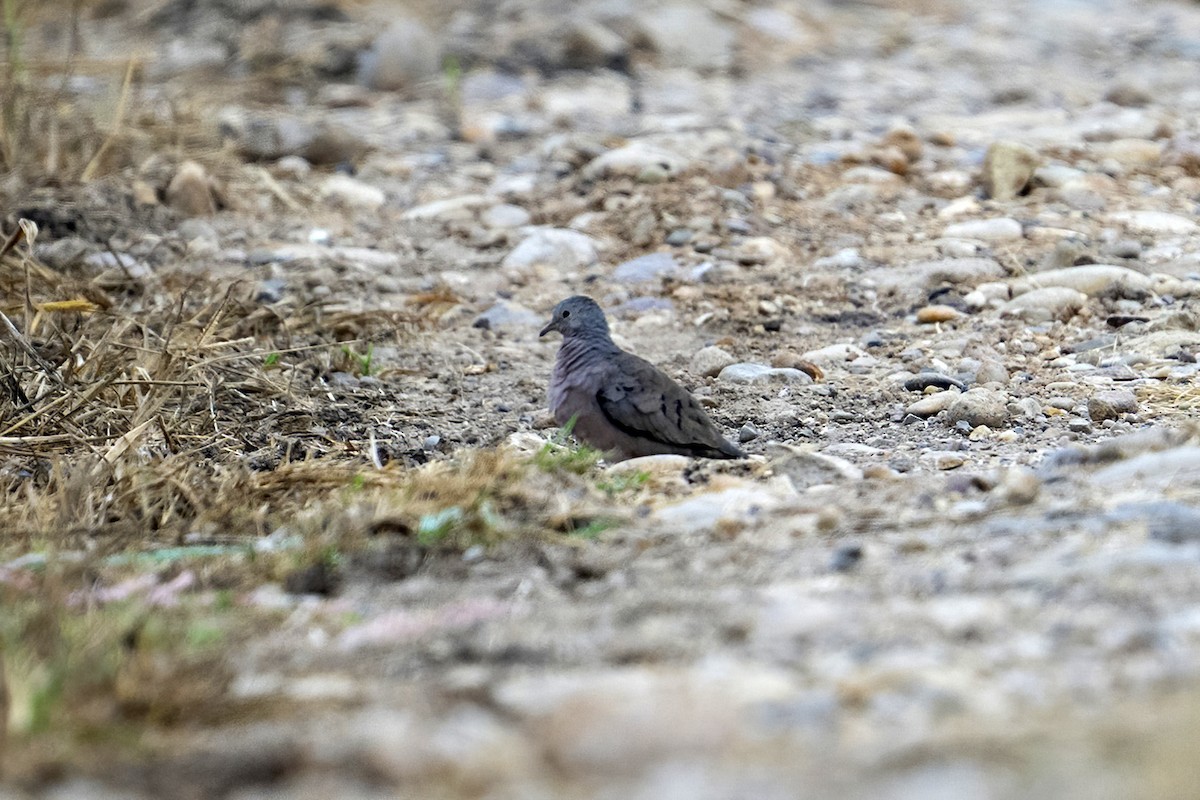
[539,295,610,339]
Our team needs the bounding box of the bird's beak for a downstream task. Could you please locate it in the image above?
[539,319,557,337]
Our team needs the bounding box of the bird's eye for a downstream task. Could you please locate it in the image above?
[561,309,571,318]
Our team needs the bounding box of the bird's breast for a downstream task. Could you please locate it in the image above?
[548,339,613,417]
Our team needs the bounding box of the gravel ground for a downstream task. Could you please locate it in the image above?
[5,0,1200,797]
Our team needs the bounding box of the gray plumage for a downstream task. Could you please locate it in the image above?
[539,296,746,461]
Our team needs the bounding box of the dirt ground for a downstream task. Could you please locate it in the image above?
[3,0,1200,797]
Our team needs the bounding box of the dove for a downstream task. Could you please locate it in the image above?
[539,296,746,461]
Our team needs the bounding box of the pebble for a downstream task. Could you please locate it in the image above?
[728,237,789,266]
[945,388,1010,429]
[873,259,1006,303]
[963,281,1011,309]
[801,343,868,367]
[1034,164,1085,188]
[1068,417,1093,433]
[501,229,599,272]
[274,155,311,179]
[220,109,311,160]
[665,229,693,246]
[482,204,532,229]
[906,390,961,418]
[942,218,1024,242]
[691,346,737,378]
[769,445,863,489]
[1009,397,1043,419]
[1055,182,1108,211]
[1087,389,1138,422]
[916,305,964,323]
[925,451,966,470]
[1098,138,1163,168]
[612,252,680,284]
[973,358,1010,385]
[473,301,542,330]
[582,143,688,181]
[717,363,813,385]
[1011,265,1153,297]
[813,248,864,270]
[968,425,992,440]
[1105,239,1142,260]
[650,481,795,534]
[829,543,863,572]
[178,218,219,248]
[221,111,365,165]
[559,19,627,70]
[602,456,690,488]
[884,122,923,162]
[938,196,981,220]
[1109,210,1198,235]
[738,423,761,443]
[981,141,1040,200]
[35,236,88,267]
[319,175,386,210]
[166,160,218,216]
[903,373,966,392]
[1000,287,1087,323]
[929,170,974,194]
[402,195,492,222]
[635,4,735,71]
[770,353,824,381]
[359,18,441,91]
[997,467,1041,504]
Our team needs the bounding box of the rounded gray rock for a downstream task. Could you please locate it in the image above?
[943,218,1023,242]
[718,363,813,385]
[1001,287,1087,323]
[1087,389,1138,422]
[482,204,532,229]
[634,4,734,71]
[502,229,599,272]
[946,388,1010,429]
[981,141,1040,200]
[359,18,441,91]
[613,252,679,284]
[691,346,737,378]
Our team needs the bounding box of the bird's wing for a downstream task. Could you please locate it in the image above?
[595,353,735,454]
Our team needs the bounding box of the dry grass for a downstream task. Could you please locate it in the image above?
[1,0,224,183]
[0,226,440,544]
[1138,381,1200,416]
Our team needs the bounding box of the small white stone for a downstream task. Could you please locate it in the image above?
[402,194,491,222]
[717,363,812,384]
[1011,264,1153,297]
[582,143,688,181]
[906,389,961,418]
[943,218,1024,242]
[1109,210,1198,235]
[1001,286,1087,322]
[938,196,982,219]
[482,204,532,229]
[501,228,599,272]
[319,174,386,210]
[800,343,869,367]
